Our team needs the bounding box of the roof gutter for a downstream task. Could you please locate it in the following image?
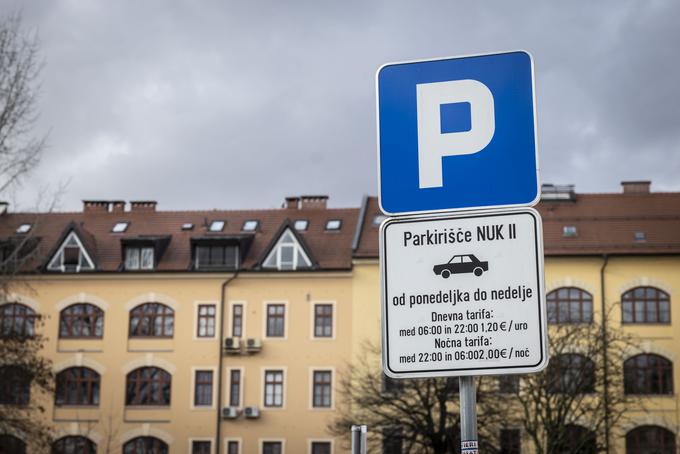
[215,271,238,454]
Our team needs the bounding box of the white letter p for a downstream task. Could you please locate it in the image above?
[416,79,495,188]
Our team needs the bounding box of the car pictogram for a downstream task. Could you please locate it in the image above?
[433,254,489,278]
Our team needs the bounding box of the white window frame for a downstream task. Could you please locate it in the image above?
[228,300,247,338]
[190,366,217,410]
[261,367,287,410]
[188,438,214,454]
[193,301,219,341]
[308,439,334,454]
[260,439,286,454]
[209,220,225,232]
[225,366,245,409]
[262,229,312,271]
[263,301,288,340]
[125,245,155,270]
[47,231,95,272]
[309,367,335,410]
[310,301,336,340]
[224,438,242,454]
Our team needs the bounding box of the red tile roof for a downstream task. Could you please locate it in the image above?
[353,191,680,257]
[0,201,359,272]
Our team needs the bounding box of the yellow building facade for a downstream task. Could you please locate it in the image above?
[0,182,679,453]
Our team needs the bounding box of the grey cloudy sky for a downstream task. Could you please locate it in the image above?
[7,0,680,211]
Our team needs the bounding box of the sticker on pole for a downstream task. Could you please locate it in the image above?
[380,208,548,377]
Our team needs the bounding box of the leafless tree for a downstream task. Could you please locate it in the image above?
[0,12,53,453]
[332,310,640,454]
[329,342,501,454]
[469,308,640,454]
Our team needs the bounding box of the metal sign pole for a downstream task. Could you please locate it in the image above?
[351,425,367,454]
[459,376,479,454]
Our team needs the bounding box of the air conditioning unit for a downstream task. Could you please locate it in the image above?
[224,337,241,353]
[221,406,240,419]
[244,406,260,419]
[246,337,262,353]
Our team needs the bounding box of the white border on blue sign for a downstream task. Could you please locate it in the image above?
[375,49,541,217]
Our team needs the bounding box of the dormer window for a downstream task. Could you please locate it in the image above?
[121,236,170,272]
[242,220,259,232]
[16,224,31,234]
[195,243,238,269]
[294,220,308,231]
[325,219,342,231]
[47,231,95,273]
[563,226,578,237]
[125,246,154,270]
[209,220,225,232]
[112,222,129,233]
[262,229,312,271]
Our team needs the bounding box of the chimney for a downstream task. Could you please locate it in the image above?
[83,200,110,213]
[300,195,328,210]
[130,201,157,212]
[284,197,300,210]
[621,181,651,194]
[111,200,126,213]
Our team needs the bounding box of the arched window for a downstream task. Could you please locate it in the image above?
[129,303,174,337]
[123,437,168,454]
[624,354,673,395]
[126,367,171,406]
[59,304,104,338]
[549,424,597,454]
[55,367,100,406]
[0,366,30,405]
[0,303,36,337]
[547,354,595,394]
[52,436,96,454]
[547,287,593,324]
[0,434,26,454]
[626,425,676,454]
[622,287,670,324]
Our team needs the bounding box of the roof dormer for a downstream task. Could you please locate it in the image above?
[260,221,316,271]
[46,223,96,273]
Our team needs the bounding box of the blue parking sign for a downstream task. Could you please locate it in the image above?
[377,51,540,215]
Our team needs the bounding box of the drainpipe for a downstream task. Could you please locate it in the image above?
[600,254,610,454]
[216,272,238,454]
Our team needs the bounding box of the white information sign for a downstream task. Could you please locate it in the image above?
[380,208,548,377]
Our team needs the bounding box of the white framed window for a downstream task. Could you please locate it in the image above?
[196,304,217,338]
[262,368,286,409]
[263,302,288,340]
[16,223,31,234]
[294,219,308,231]
[189,438,213,454]
[260,439,285,454]
[325,219,341,231]
[309,440,333,454]
[125,246,154,270]
[112,222,129,233]
[310,302,336,340]
[47,231,95,272]
[225,439,241,454]
[229,301,246,338]
[311,369,333,409]
[209,220,225,232]
[226,367,244,408]
[242,220,259,232]
[262,229,312,271]
[190,367,217,410]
